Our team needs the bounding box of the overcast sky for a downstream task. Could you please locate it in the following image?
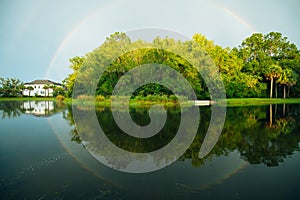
[0,0,299,83]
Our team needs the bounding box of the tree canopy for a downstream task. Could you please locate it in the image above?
[0,78,24,97]
[63,31,300,99]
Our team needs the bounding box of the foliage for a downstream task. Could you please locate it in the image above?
[95,95,106,102]
[237,32,300,98]
[63,56,86,97]
[56,95,65,101]
[0,77,24,97]
[63,31,300,99]
[53,86,66,97]
[25,86,34,97]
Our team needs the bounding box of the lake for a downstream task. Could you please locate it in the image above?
[1,100,300,199]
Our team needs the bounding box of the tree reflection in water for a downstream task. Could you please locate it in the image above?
[0,101,25,119]
[63,104,300,168]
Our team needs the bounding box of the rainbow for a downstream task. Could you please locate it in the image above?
[221,7,257,32]
[45,0,122,79]
[45,2,257,80]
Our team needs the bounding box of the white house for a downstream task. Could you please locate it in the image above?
[22,79,62,97]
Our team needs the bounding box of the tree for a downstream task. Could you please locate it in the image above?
[0,78,24,97]
[237,32,299,98]
[43,84,50,97]
[277,69,297,98]
[49,84,56,96]
[193,34,264,98]
[26,86,34,97]
[64,31,299,99]
[70,32,211,99]
[264,64,282,98]
[53,86,66,97]
[63,56,86,97]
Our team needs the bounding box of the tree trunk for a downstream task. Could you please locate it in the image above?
[275,82,278,98]
[283,85,286,99]
[287,87,290,98]
[270,77,273,98]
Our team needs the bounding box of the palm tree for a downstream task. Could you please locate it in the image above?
[277,69,297,99]
[49,84,56,96]
[26,86,34,97]
[43,84,49,97]
[264,64,282,98]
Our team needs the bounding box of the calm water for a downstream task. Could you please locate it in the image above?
[1,100,300,199]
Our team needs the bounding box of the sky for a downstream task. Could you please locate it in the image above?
[0,0,299,83]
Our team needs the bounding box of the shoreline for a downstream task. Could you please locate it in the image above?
[1,97,300,107]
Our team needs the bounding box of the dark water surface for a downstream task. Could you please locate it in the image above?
[1,100,300,199]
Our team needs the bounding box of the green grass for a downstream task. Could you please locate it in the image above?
[217,98,300,106]
[0,97,56,101]
[70,98,186,108]
[2,97,300,107]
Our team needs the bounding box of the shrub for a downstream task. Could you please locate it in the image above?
[53,87,66,97]
[133,95,143,101]
[159,95,169,102]
[169,95,178,101]
[95,95,105,102]
[56,95,65,101]
[146,94,155,101]
[77,95,94,102]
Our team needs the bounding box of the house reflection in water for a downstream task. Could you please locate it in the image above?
[22,101,55,117]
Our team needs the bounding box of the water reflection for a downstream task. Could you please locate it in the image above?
[218,104,300,167]
[1,101,300,199]
[0,100,66,118]
[66,104,300,168]
[0,101,24,119]
[22,101,54,116]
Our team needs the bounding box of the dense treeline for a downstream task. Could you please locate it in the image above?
[63,31,300,99]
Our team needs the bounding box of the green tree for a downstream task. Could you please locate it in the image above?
[0,78,24,97]
[193,34,264,98]
[72,32,211,99]
[26,86,34,97]
[53,86,66,97]
[65,31,299,99]
[49,84,56,96]
[264,64,282,98]
[43,84,49,97]
[277,69,297,98]
[63,56,86,97]
[237,32,299,98]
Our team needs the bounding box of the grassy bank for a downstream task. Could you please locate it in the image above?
[68,97,300,108]
[0,97,56,101]
[218,98,300,106]
[1,97,300,107]
[71,95,188,108]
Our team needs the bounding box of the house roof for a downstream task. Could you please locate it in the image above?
[24,79,62,86]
